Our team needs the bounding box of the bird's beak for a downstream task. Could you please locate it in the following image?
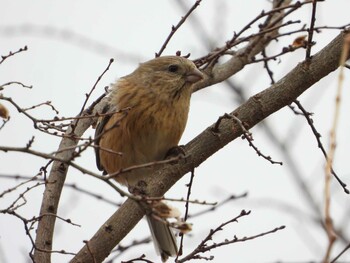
[185,68,204,84]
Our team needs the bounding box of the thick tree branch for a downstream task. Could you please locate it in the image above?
[70,31,350,263]
[33,98,108,263]
[33,2,289,261]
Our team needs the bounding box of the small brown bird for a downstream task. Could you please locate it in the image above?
[94,56,203,261]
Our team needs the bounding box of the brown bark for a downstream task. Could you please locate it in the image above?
[70,30,350,263]
[33,1,288,261]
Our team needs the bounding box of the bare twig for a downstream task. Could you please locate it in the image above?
[0,46,28,65]
[294,100,348,194]
[193,0,311,67]
[23,101,59,114]
[188,192,248,219]
[274,23,350,42]
[330,242,350,263]
[78,58,114,116]
[1,181,44,212]
[106,155,186,180]
[0,174,122,206]
[0,174,40,198]
[250,43,305,64]
[145,196,216,206]
[178,210,285,262]
[121,254,154,263]
[0,118,9,130]
[1,198,78,260]
[261,48,276,84]
[155,0,202,57]
[213,113,283,165]
[176,169,196,259]
[0,81,32,89]
[305,0,318,59]
[38,213,81,227]
[107,237,152,261]
[1,94,129,139]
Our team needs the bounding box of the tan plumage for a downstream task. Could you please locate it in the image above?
[94,56,203,261]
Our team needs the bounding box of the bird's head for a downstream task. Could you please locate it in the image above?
[128,56,203,99]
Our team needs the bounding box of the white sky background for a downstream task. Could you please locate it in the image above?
[1,0,350,262]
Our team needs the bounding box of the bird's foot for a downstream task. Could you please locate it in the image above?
[165,145,186,159]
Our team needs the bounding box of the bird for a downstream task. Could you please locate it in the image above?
[94,55,203,261]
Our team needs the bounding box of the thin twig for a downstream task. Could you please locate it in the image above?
[155,0,202,57]
[0,174,122,206]
[73,58,114,136]
[106,155,186,180]
[213,113,283,165]
[145,196,215,206]
[194,0,313,67]
[121,254,154,263]
[294,100,348,194]
[107,237,152,262]
[305,0,318,59]
[250,43,305,64]
[261,48,275,84]
[1,209,77,258]
[0,174,40,198]
[78,58,114,116]
[23,101,59,114]
[188,192,248,219]
[176,169,196,260]
[330,242,350,263]
[0,144,135,199]
[0,46,28,65]
[0,81,32,89]
[178,209,285,262]
[38,213,81,227]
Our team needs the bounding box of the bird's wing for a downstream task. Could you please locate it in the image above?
[94,103,113,173]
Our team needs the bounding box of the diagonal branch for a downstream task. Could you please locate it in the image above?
[33,2,291,262]
[32,96,109,263]
[70,30,350,263]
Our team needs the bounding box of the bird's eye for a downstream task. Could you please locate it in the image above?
[168,64,179,73]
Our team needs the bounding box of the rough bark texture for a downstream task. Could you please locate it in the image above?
[33,99,108,263]
[70,31,349,263]
[33,2,289,262]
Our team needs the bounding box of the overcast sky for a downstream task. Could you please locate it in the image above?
[1,1,350,262]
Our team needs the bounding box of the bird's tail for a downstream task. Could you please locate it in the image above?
[146,215,178,262]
